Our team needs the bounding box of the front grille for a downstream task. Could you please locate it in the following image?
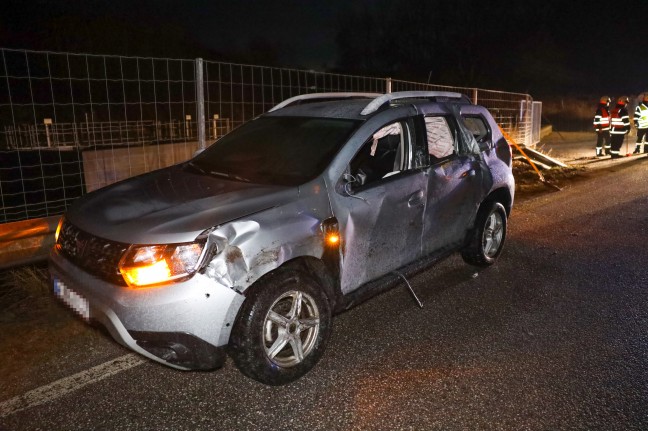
[57,220,129,285]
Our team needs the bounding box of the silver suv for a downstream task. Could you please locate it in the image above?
[50,91,514,385]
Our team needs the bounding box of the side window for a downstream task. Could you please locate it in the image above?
[424,116,455,162]
[462,115,491,146]
[349,121,410,187]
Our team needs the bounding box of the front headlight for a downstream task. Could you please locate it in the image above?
[119,240,206,288]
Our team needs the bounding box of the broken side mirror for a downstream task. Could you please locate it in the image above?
[341,173,368,203]
[342,173,355,194]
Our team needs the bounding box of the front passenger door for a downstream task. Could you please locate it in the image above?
[332,120,427,294]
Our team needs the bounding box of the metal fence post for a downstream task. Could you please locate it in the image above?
[386,77,392,94]
[44,118,52,147]
[212,114,219,139]
[185,115,192,138]
[196,58,206,150]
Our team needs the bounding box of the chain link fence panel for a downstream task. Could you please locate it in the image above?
[1,48,538,224]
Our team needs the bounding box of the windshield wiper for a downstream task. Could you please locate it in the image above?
[208,170,251,183]
[185,161,207,175]
[186,162,250,183]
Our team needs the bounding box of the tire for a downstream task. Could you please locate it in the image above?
[461,201,507,267]
[229,268,332,385]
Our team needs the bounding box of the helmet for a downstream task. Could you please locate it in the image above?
[617,96,629,105]
[599,96,610,104]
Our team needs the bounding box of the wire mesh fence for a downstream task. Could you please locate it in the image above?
[0,48,538,224]
[389,78,536,146]
[202,61,388,130]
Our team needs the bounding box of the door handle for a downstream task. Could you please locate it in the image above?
[408,190,425,207]
[461,169,476,178]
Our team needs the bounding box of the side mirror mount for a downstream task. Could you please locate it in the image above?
[342,173,356,184]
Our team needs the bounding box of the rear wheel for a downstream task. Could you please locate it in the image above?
[229,268,332,385]
[461,201,507,266]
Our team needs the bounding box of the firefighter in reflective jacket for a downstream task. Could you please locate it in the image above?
[593,96,611,156]
[609,96,630,158]
[633,93,648,154]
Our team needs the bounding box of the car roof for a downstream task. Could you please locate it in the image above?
[265,91,474,121]
[265,99,372,120]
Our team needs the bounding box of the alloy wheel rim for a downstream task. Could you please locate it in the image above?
[263,290,320,368]
[482,211,504,258]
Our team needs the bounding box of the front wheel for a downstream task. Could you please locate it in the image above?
[461,201,507,267]
[229,268,332,385]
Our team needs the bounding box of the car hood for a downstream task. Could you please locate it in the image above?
[67,164,296,244]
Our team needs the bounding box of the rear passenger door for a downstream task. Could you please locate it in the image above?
[420,113,484,255]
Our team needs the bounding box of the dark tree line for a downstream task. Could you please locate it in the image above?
[1,1,235,62]
[2,0,647,97]
[333,0,648,97]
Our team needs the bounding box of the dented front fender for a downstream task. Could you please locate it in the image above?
[202,179,334,294]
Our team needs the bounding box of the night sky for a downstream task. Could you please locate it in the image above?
[1,0,648,98]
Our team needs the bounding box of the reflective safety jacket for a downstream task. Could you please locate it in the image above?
[610,105,630,135]
[593,105,610,131]
[634,102,648,129]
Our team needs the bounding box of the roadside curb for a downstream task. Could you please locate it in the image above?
[565,153,648,169]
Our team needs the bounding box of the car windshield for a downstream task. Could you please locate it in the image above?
[190,116,360,186]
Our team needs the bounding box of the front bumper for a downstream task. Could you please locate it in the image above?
[49,247,245,370]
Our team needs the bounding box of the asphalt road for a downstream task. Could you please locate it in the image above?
[2,152,648,430]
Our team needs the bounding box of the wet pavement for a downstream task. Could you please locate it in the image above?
[537,131,648,166]
[2,132,648,430]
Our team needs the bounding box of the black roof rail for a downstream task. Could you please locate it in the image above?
[268,92,381,112]
[361,91,471,115]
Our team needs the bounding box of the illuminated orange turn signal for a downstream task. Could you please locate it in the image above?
[321,217,341,248]
[120,260,172,287]
[326,232,340,246]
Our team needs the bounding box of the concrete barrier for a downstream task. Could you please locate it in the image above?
[83,141,200,192]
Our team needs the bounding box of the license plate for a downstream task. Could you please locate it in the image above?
[53,278,90,321]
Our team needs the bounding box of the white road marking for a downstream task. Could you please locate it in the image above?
[0,353,145,417]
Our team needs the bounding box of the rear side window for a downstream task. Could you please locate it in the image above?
[462,115,490,144]
[424,116,455,161]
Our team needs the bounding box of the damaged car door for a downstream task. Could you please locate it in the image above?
[419,113,485,254]
[331,118,428,294]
